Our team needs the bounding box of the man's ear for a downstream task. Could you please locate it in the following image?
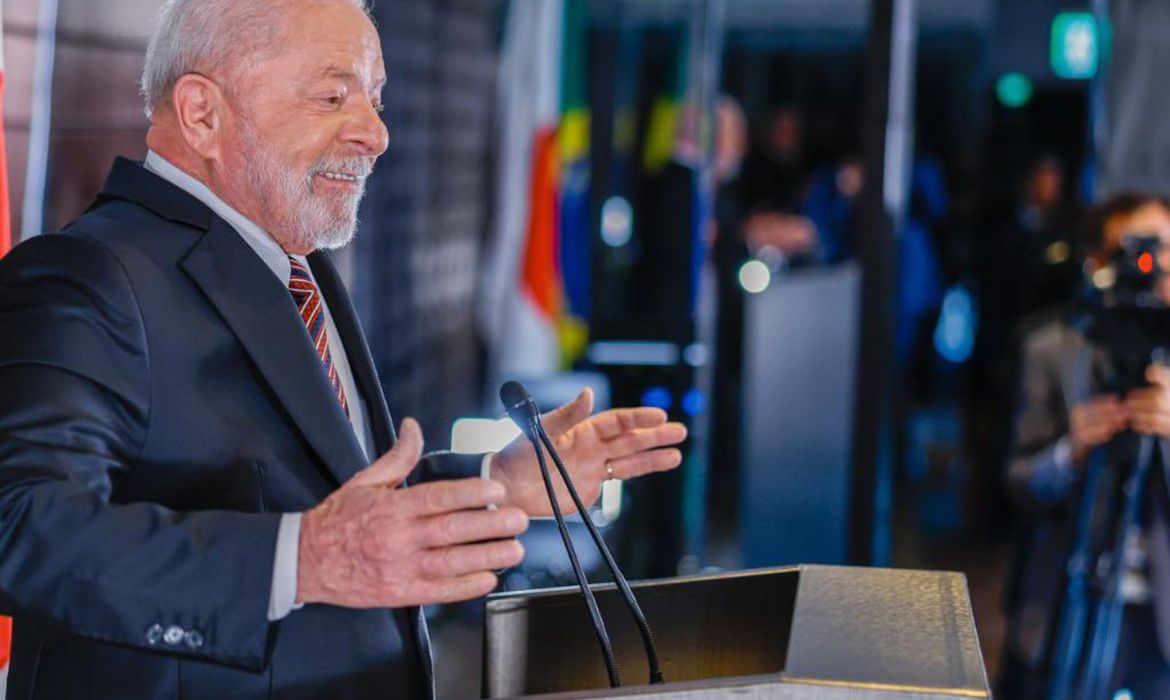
[171,74,226,160]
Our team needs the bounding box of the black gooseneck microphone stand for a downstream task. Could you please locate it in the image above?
[535,421,665,684]
[527,420,622,687]
[501,381,665,687]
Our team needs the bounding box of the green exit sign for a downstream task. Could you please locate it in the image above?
[1051,12,1100,79]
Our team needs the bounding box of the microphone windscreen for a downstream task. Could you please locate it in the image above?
[500,380,539,436]
[500,380,530,411]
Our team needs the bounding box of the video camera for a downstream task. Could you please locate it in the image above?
[1077,232,1170,392]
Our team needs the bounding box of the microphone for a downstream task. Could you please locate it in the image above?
[500,380,540,435]
[500,381,621,687]
[499,381,665,686]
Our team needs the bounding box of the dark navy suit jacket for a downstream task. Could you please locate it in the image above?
[0,158,480,698]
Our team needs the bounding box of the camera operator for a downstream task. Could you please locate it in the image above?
[1001,193,1170,699]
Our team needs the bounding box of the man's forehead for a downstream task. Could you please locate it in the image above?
[281,2,385,83]
[1111,207,1170,239]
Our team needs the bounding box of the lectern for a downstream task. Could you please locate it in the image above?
[483,565,989,699]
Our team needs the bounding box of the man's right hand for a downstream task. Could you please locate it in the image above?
[1069,395,1128,464]
[295,418,529,608]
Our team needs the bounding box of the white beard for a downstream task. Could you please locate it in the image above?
[239,118,371,252]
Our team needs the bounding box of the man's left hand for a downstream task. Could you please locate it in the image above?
[490,389,687,517]
[1125,364,1170,438]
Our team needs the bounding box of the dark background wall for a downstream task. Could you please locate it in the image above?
[46,1,155,231]
[3,0,156,236]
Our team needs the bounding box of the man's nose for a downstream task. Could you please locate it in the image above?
[344,100,390,157]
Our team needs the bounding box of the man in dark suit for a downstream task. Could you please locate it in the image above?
[0,0,686,697]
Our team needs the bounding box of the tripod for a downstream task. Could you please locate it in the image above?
[1047,432,1165,700]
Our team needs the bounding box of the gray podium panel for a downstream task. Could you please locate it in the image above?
[782,566,986,693]
[483,564,989,699]
[741,264,861,567]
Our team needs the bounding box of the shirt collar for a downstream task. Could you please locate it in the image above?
[143,150,306,285]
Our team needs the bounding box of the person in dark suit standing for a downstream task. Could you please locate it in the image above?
[0,1,687,697]
[1000,194,1170,698]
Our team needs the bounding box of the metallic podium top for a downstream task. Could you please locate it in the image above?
[483,565,989,699]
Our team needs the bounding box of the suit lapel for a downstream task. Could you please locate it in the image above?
[181,218,368,486]
[308,253,396,454]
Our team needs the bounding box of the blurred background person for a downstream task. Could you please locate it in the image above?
[741,106,808,216]
[977,156,1083,386]
[802,154,948,361]
[803,153,864,264]
[968,155,1084,544]
[738,106,818,263]
[999,193,1170,699]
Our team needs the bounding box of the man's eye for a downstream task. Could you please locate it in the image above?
[323,94,344,106]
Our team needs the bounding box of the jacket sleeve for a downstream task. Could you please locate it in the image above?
[414,450,488,484]
[1006,328,1077,507]
[0,234,281,671]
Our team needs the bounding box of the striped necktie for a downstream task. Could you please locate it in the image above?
[287,257,349,417]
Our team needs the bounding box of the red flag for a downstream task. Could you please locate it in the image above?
[0,613,9,694]
[0,614,10,668]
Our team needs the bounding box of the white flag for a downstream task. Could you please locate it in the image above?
[478,0,564,389]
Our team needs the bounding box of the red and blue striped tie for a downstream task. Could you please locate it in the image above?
[287,257,349,417]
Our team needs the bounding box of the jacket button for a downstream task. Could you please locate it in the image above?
[145,623,164,645]
[184,630,205,650]
[163,625,185,646]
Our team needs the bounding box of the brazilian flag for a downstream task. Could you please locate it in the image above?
[557,0,591,367]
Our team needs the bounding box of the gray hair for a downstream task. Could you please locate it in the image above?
[141,0,372,118]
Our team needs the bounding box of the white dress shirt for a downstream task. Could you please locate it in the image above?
[144,151,373,620]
